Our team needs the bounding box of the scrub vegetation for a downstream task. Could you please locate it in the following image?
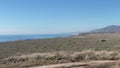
[0,32,120,68]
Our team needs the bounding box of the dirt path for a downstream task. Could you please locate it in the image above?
[30,60,119,68]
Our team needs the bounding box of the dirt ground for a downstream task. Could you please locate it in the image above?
[30,60,119,68]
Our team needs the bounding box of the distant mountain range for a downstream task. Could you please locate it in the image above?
[79,25,120,35]
[92,25,120,33]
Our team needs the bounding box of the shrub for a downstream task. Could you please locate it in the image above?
[101,40,106,42]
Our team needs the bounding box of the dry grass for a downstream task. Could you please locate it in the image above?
[0,33,120,67]
[0,50,120,67]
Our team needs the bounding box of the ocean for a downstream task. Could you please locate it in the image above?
[0,34,73,42]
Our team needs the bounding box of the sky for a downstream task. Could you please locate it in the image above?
[0,0,120,34]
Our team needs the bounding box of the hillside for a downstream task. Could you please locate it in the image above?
[92,25,120,33]
[79,25,120,35]
[0,26,120,68]
[0,32,120,58]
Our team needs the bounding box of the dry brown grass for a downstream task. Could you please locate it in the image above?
[0,33,120,67]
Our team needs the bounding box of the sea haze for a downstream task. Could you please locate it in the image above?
[0,34,73,42]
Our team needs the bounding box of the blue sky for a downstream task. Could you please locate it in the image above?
[0,0,120,34]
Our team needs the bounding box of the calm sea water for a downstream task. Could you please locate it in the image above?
[0,34,73,42]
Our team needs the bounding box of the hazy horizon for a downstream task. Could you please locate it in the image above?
[0,0,120,34]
